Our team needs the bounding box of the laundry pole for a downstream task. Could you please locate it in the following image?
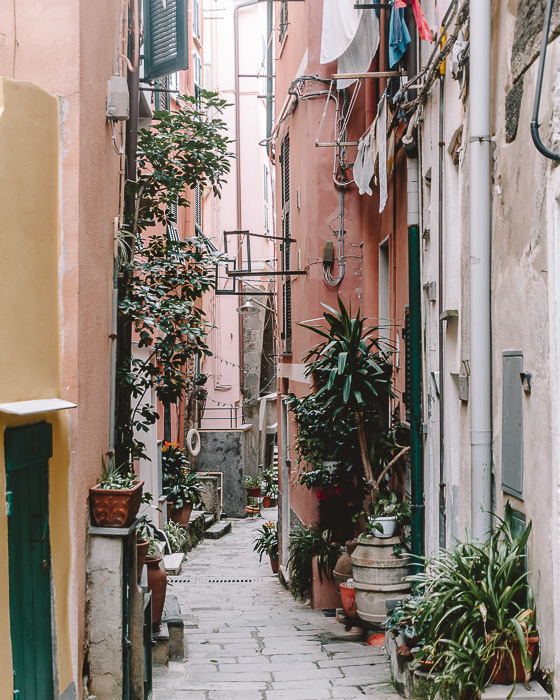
[469,0,493,539]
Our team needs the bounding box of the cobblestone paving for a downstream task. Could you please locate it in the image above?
[153,509,401,700]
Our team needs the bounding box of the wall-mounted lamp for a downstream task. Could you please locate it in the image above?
[520,372,532,394]
[236,299,274,316]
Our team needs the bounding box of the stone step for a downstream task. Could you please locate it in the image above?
[163,552,184,576]
[482,682,551,699]
[205,520,232,540]
[161,594,184,660]
[204,512,215,529]
[152,622,169,666]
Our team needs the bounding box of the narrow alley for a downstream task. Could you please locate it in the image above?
[153,510,401,700]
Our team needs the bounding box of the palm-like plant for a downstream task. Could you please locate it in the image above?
[300,297,394,492]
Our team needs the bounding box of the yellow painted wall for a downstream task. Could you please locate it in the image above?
[0,78,73,697]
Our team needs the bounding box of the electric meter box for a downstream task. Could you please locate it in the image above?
[107,76,130,121]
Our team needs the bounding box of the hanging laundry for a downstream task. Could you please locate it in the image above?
[395,0,433,43]
[337,9,380,89]
[320,0,362,65]
[377,94,388,213]
[320,0,380,89]
[389,1,411,68]
[387,130,396,176]
[353,122,376,196]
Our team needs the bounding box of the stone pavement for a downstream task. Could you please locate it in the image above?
[153,509,401,700]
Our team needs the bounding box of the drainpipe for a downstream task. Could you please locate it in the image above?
[408,157,424,571]
[266,0,274,140]
[405,6,424,569]
[438,73,447,548]
[469,0,492,539]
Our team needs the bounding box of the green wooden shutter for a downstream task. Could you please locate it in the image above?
[144,0,189,81]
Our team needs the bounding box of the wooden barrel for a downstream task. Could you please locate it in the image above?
[351,535,410,626]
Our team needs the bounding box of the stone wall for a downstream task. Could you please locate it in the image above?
[196,426,257,517]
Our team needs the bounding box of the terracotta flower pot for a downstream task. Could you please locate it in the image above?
[340,582,359,620]
[167,500,193,527]
[489,637,539,684]
[246,505,259,515]
[269,553,279,574]
[136,539,149,584]
[247,486,261,498]
[89,479,144,528]
[333,540,359,586]
[146,554,167,632]
[262,495,272,508]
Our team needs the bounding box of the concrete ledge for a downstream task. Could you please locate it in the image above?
[162,595,184,660]
[205,520,232,539]
[482,682,551,699]
[163,553,184,576]
[152,623,169,666]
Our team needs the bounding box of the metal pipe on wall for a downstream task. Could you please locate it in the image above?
[438,73,447,548]
[469,0,493,539]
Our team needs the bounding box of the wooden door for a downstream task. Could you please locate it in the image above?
[5,423,54,699]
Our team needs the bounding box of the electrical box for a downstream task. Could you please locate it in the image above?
[323,241,334,264]
[107,76,130,121]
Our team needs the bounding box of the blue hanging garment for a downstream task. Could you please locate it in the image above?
[389,1,411,68]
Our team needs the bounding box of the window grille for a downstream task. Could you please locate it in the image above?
[193,51,202,101]
[144,0,189,81]
[167,200,180,241]
[195,183,202,231]
[280,134,292,352]
[193,0,201,39]
[279,1,288,43]
[155,74,170,111]
[169,71,180,98]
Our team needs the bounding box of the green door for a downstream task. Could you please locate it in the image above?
[5,423,54,700]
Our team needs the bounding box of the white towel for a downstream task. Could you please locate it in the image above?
[320,0,361,65]
[377,95,388,213]
[337,9,380,89]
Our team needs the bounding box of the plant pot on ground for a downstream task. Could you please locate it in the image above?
[287,525,341,604]
[253,521,279,573]
[89,458,144,528]
[162,441,202,528]
[262,495,272,508]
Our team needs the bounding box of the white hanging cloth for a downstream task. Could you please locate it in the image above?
[337,9,380,90]
[353,121,376,196]
[320,0,362,65]
[377,94,388,213]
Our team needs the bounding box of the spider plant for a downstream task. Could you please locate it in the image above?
[287,525,341,601]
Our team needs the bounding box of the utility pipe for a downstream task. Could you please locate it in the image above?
[438,72,447,548]
[469,0,493,539]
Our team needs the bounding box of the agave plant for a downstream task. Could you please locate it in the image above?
[300,297,395,492]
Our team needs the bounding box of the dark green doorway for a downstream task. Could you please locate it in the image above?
[5,422,55,699]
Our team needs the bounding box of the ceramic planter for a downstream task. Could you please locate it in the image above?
[146,554,167,632]
[369,516,397,539]
[89,479,144,528]
[351,535,410,625]
[262,495,272,508]
[489,637,539,684]
[167,500,193,527]
[269,553,279,574]
[247,486,261,498]
[333,540,358,586]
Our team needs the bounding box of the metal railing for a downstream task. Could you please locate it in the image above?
[197,405,242,430]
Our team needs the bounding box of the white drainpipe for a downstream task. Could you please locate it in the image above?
[469,0,492,539]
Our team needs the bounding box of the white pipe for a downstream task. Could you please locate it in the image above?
[469,0,492,539]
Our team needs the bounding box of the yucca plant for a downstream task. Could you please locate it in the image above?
[287,526,341,601]
[300,297,395,492]
[410,504,537,699]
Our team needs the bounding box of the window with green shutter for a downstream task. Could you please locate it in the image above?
[144,0,189,81]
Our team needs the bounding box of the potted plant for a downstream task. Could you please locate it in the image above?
[244,474,261,499]
[163,520,188,554]
[89,457,144,528]
[365,492,411,539]
[409,504,538,698]
[260,467,278,508]
[162,441,202,526]
[253,521,279,573]
[288,525,341,609]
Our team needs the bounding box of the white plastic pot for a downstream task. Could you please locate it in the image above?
[369,516,397,539]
